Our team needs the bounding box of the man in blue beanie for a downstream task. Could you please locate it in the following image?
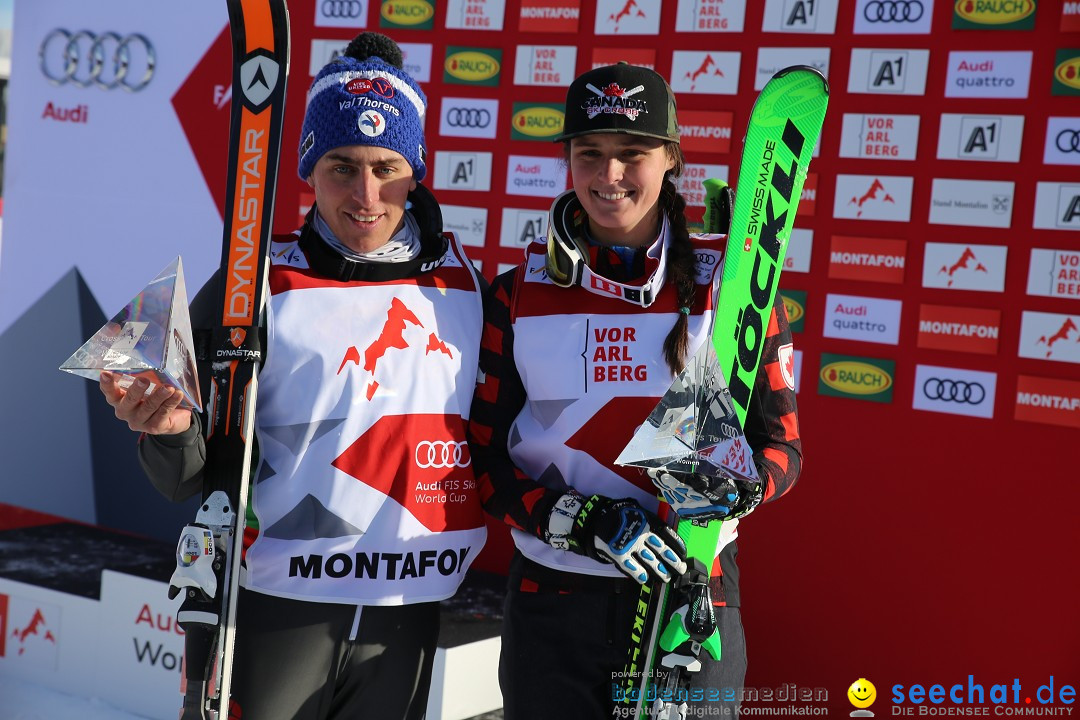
[99,33,487,720]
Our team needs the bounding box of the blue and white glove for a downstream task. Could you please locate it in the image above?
[547,492,687,585]
[648,469,764,522]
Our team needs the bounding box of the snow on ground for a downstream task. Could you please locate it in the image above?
[0,675,505,720]
[0,675,150,720]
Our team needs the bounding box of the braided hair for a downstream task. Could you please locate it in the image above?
[659,142,695,376]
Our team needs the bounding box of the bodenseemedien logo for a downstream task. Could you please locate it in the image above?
[849,678,878,717]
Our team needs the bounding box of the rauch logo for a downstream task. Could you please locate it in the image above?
[781,294,806,327]
[1054,54,1080,91]
[954,0,1036,25]
[381,0,435,26]
[444,49,501,83]
[818,355,895,403]
[511,104,564,139]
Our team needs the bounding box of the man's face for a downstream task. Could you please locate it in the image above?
[306,145,416,254]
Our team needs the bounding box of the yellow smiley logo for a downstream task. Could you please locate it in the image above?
[848,678,877,709]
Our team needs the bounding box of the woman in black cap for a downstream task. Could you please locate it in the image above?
[468,63,803,717]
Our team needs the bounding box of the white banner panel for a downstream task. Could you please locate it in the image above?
[847,48,929,95]
[505,155,566,197]
[1043,117,1080,166]
[439,97,499,139]
[922,242,1007,292]
[839,113,920,160]
[441,205,489,248]
[1019,311,1080,365]
[785,229,813,274]
[0,0,228,335]
[761,0,839,33]
[928,179,1015,229]
[944,51,1032,99]
[1027,249,1080,300]
[675,0,747,32]
[936,114,1025,163]
[853,0,934,34]
[500,207,548,249]
[913,364,996,420]
[1033,182,1080,231]
[823,293,903,345]
[432,151,494,192]
[670,51,741,95]
[94,571,184,720]
[833,174,913,222]
[755,47,830,90]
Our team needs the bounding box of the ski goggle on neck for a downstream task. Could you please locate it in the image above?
[544,189,669,308]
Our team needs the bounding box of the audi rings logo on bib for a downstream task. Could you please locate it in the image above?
[39,29,155,91]
[864,0,924,23]
[415,441,471,469]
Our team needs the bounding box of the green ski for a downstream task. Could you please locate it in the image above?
[616,66,829,719]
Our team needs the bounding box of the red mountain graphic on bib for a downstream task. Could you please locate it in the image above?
[336,298,453,400]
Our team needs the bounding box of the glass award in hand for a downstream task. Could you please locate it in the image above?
[615,338,756,484]
[60,256,202,411]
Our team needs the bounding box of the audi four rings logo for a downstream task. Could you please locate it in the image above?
[923,378,986,404]
[321,0,364,18]
[863,0,924,22]
[1055,129,1080,153]
[695,252,717,266]
[39,29,155,91]
[446,108,492,128]
[415,441,471,469]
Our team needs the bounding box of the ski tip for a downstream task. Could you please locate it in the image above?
[774,65,830,96]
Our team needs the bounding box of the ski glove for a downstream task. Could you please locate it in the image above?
[648,469,764,522]
[548,492,687,585]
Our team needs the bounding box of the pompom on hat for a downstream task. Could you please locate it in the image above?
[298,32,427,181]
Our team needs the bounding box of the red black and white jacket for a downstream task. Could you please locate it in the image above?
[467,232,801,607]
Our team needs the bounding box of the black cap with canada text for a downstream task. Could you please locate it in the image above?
[555,62,680,144]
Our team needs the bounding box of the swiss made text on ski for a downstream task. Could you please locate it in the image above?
[616,66,828,720]
[168,2,289,718]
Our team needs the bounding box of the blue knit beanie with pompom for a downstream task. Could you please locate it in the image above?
[298,32,427,181]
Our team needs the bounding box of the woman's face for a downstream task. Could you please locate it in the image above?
[568,134,676,248]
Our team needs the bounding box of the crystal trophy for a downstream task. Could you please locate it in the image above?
[60,257,202,411]
[615,338,756,484]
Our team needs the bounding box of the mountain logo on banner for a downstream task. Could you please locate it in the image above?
[60,257,202,411]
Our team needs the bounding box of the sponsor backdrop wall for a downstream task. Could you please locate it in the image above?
[2,0,1079,711]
